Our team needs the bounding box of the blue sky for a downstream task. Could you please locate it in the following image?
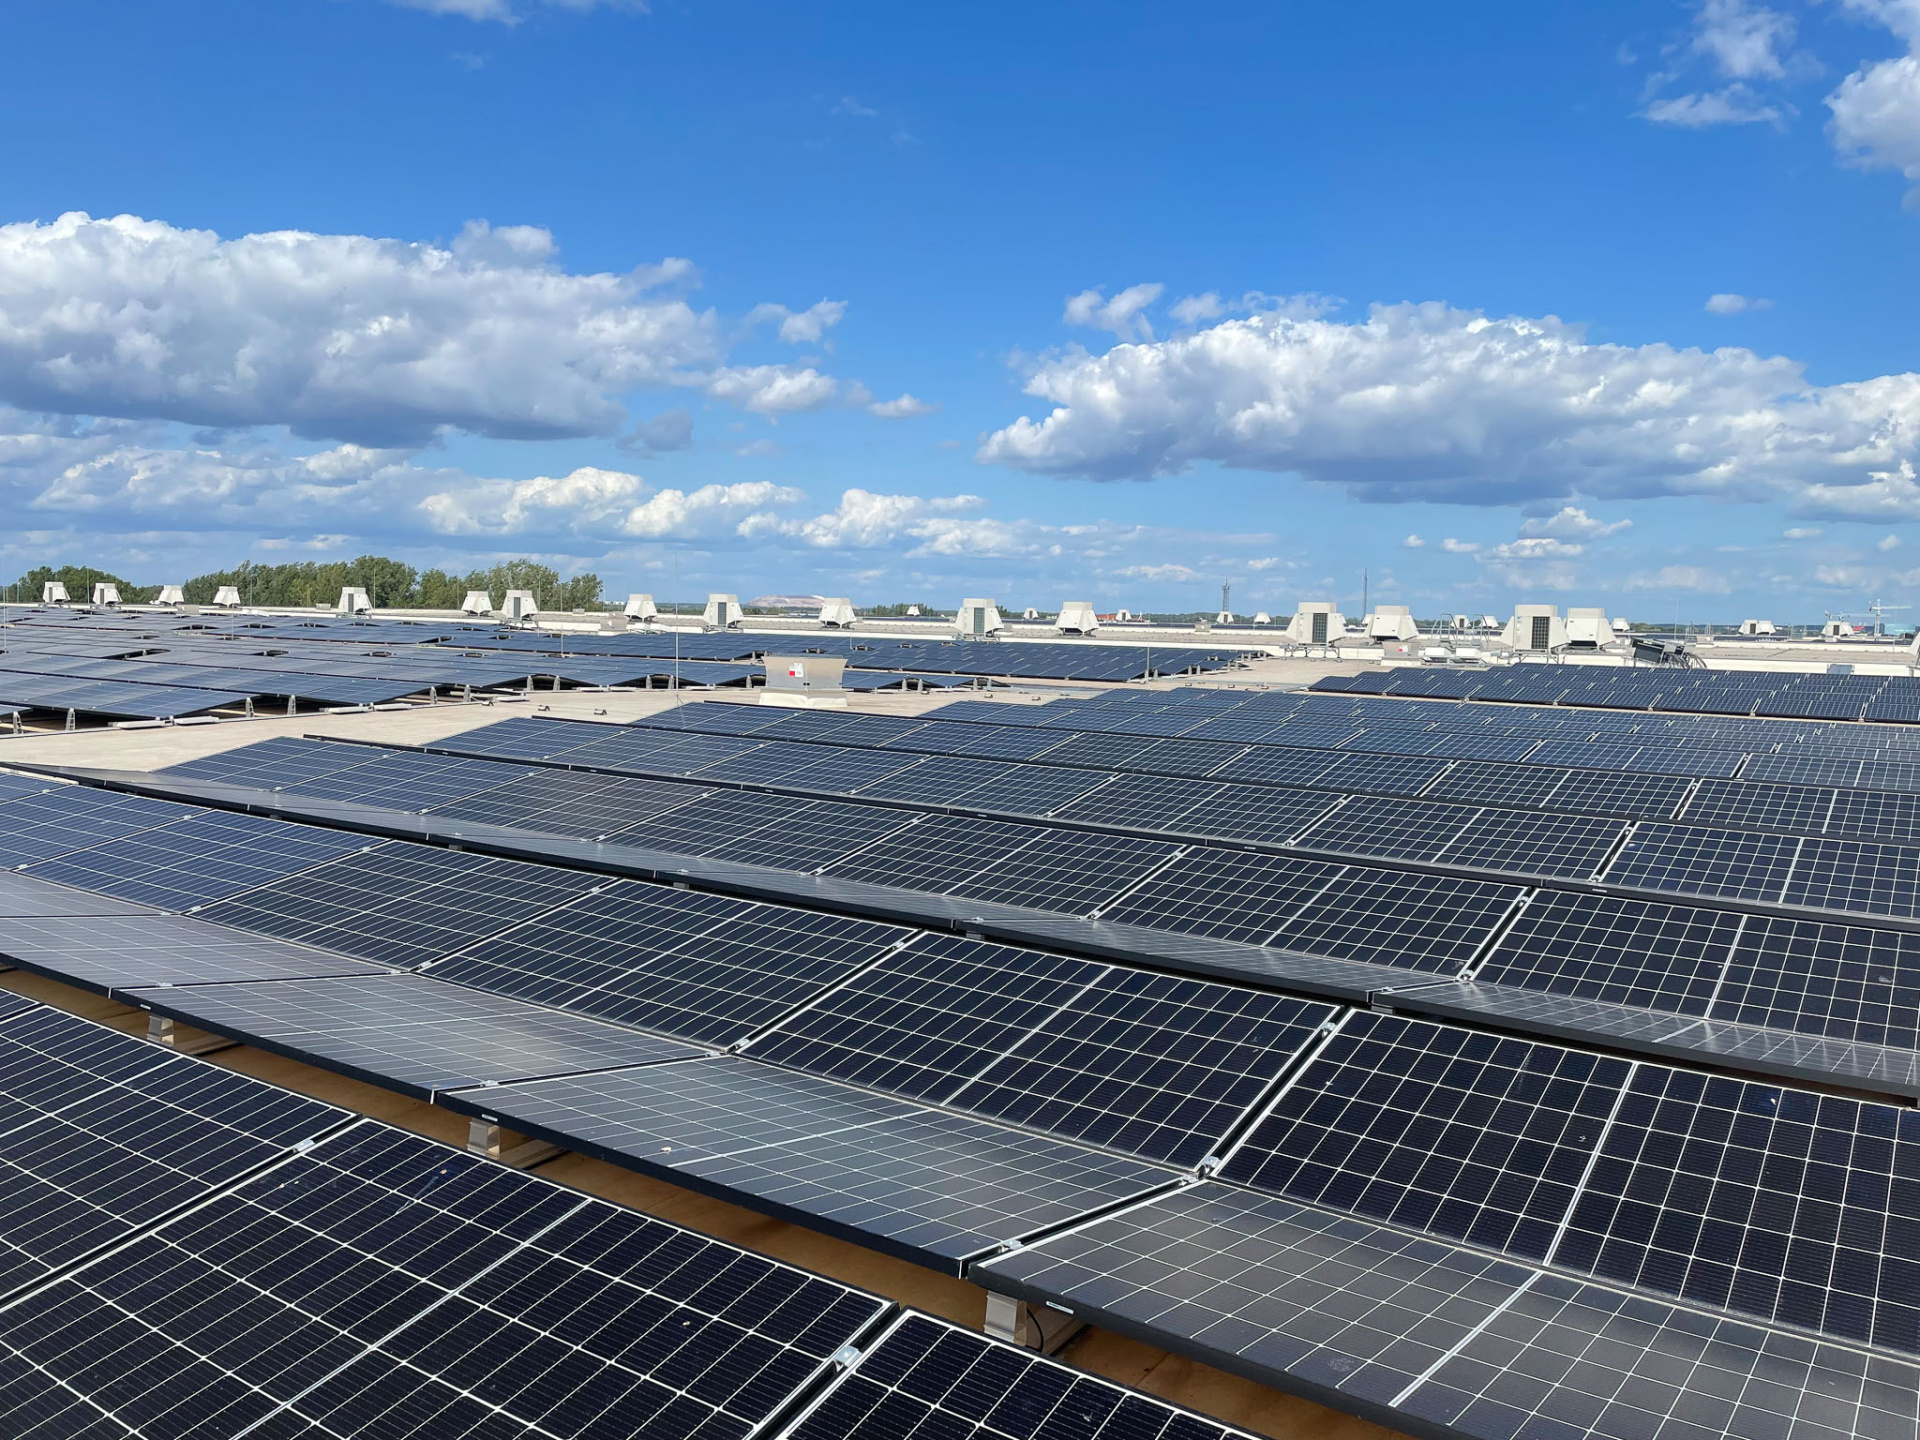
[5,0,1920,620]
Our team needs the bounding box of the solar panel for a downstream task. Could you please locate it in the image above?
[696,798,919,871]
[430,880,910,1043]
[947,830,1182,916]
[1096,850,1344,944]
[1554,1065,1920,1350]
[0,1121,887,1439]
[1716,914,1920,1050]
[0,870,164,918]
[1438,809,1625,880]
[428,766,709,837]
[1472,892,1742,1014]
[0,786,194,868]
[1270,869,1523,972]
[1292,794,1480,863]
[1781,837,1920,918]
[939,763,1115,817]
[1222,1013,1629,1257]
[1048,772,1220,830]
[1603,823,1803,902]
[850,754,1004,804]
[19,806,372,910]
[1158,784,1343,847]
[446,1055,1178,1272]
[194,843,602,965]
[0,1003,343,1299]
[1827,786,1920,844]
[819,814,1030,893]
[122,971,700,1096]
[0,913,392,991]
[690,743,925,792]
[786,1311,1260,1440]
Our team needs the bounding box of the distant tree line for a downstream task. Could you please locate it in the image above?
[5,557,604,611]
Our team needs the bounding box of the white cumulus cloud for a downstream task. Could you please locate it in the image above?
[1520,506,1631,539]
[418,465,647,536]
[1115,563,1199,583]
[1705,293,1772,314]
[1063,284,1164,341]
[979,300,1920,513]
[1403,534,1426,548]
[1623,565,1734,593]
[1440,538,1481,553]
[743,488,987,549]
[0,212,869,446]
[1644,86,1782,127]
[867,393,938,418]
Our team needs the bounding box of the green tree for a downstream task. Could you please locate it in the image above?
[5,565,159,604]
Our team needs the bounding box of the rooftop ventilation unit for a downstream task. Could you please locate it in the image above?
[703,593,742,629]
[1564,607,1615,648]
[1450,614,1471,630]
[1503,604,1567,652]
[461,591,494,616]
[155,585,185,607]
[212,586,242,608]
[1367,605,1419,641]
[40,582,69,605]
[1056,601,1099,635]
[906,604,922,616]
[1821,619,1855,639]
[1739,618,1775,636]
[1611,617,1630,633]
[624,593,658,623]
[337,587,372,614]
[1284,602,1345,646]
[819,597,856,628]
[1252,611,1271,625]
[957,597,1003,637]
[761,654,849,709]
[1021,607,1041,621]
[501,589,539,621]
[1216,610,1235,625]
[89,583,121,607]
[1633,636,1698,666]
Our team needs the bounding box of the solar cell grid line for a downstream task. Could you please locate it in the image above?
[946,828,1186,917]
[1713,915,1920,1051]
[18,807,375,912]
[279,751,542,810]
[817,813,1036,895]
[426,767,713,839]
[874,723,1079,762]
[0,1121,889,1440]
[1151,784,1344,849]
[972,1179,1547,1428]
[1782,836,1920,919]
[598,787,816,857]
[1471,892,1745,1016]
[0,1003,346,1303]
[684,743,926,794]
[1741,753,1871,789]
[1602,822,1805,903]
[1050,773,1223,832]
[1218,1012,1631,1259]
[430,883,911,1044]
[1677,778,1841,838]
[777,1311,1263,1440]
[122,971,702,1097]
[1094,850,1348,945]
[0,786,206,870]
[193,843,601,967]
[555,727,771,776]
[1548,1064,1920,1353]
[946,968,1335,1167]
[441,1056,1180,1274]
[1401,1270,1920,1440]
[1433,809,1628,881]
[742,937,1109,1103]
[693,798,921,873]
[159,734,392,787]
[1287,792,1482,865]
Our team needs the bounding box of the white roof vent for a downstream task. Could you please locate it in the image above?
[1564,607,1615,648]
[461,591,494,616]
[1504,604,1567,651]
[90,582,121,606]
[1284,601,1346,645]
[1367,605,1418,641]
[1740,618,1775,636]
[761,654,849,709]
[212,586,242,608]
[337,586,372,614]
[957,598,1003,636]
[1252,611,1272,625]
[156,585,185,606]
[818,597,856,628]
[501,589,539,621]
[1056,601,1099,635]
[40,582,69,605]
[703,593,743,629]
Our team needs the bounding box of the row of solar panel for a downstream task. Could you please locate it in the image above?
[18,841,1920,1440]
[15,771,1920,1438]
[0,989,1210,1440]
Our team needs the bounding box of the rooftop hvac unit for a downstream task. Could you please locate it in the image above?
[1611,618,1630,634]
[1564,607,1615,648]
[957,597,1003,637]
[212,586,242,608]
[89,583,121,606]
[1479,615,1501,630]
[1450,614,1471,630]
[461,591,494,616]
[623,593,658,623]
[1252,611,1272,625]
[337,586,372,614]
[1056,600,1099,635]
[156,585,185,606]
[703,593,742,629]
[1367,605,1419,641]
[1113,608,1133,621]
[1216,610,1235,625]
[819,597,857,628]
[1821,619,1855,639]
[906,604,922,616]
[501,589,539,621]
[1739,618,1776,636]
[1284,602,1345,646]
[761,654,849,709]
[1503,604,1567,652]
[1022,607,1041,621]
[40,582,69,604]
